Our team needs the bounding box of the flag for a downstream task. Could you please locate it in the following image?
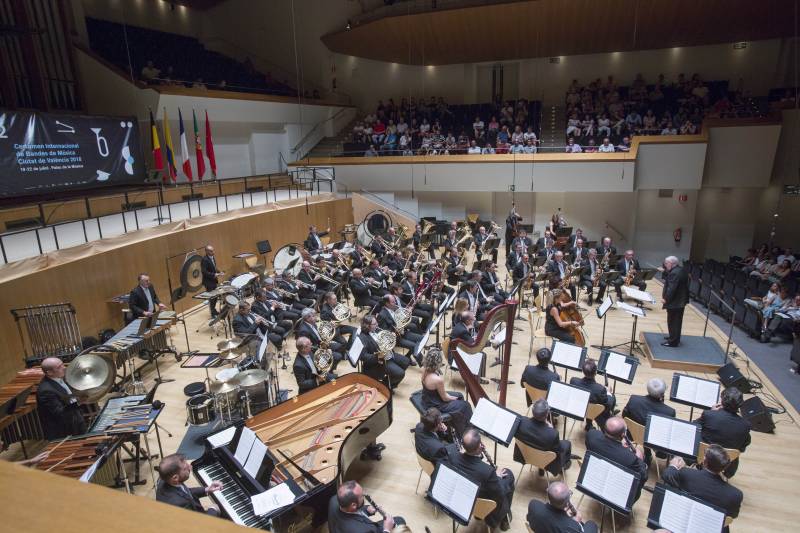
[205,110,217,178]
[162,108,177,182]
[178,108,193,181]
[193,110,205,179]
[149,110,164,174]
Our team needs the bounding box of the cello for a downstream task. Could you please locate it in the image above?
[557,291,586,347]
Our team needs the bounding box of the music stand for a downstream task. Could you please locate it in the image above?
[606,300,646,358]
[429,462,479,532]
[575,451,639,532]
[557,226,572,238]
[546,380,591,440]
[597,349,639,394]
[549,339,587,381]
[647,482,726,533]
[669,373,720,421]
[469,397,521,464]
[591,296,615,351]
[644,413,701,461]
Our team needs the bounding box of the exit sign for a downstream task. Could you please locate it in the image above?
[733,42,748,49]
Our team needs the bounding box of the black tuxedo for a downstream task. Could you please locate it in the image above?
[661,466,743,520]
[571,246,589,263]
[304,231,327,252]
[445,448,515,528]
[349,277,378,308]
[377,307,423,353]
[128,285,161,319]
[538,247,556,261]
[232,312,284,350]
[292,353,333,394]
[320,302,356,348]
[359,332,408,387]
[527,500,598,533]
[512,261,532,283]
[512,236,533,251]
[327,495,397,533]
[622,395,676,426]
[521,364,560,404]
[596,245,617,257]
[546,260,576,299]
[569,376,615,426]
[156,481,218,515]
[295,321,344,369]
[513,418,571,475]
[277,279,315,308]
[412,230,422,250]
[252,300,291,335]
[366,268,389,295]
[505,213,522,256]
[585,429,647,501]
[369,239,386,258]
[36,376,87,440]
[696,409,751,477]
[263,290,301,321]
[414,422,455,462]
[201,254,221,315]
[579,258,607,304]
[506,251,524,271]
[450,321,475,344]
[569,234,588,249]
[662,265,689,346]
[401,280,433,324]
[481,270,505,299]
[614,258,646,296]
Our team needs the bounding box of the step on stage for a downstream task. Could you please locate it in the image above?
[640,331,728,373]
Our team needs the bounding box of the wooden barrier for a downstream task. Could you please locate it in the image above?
[0,196,353,382]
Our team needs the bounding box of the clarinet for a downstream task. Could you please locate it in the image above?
[449,426,462,451]
[480,443,497,469]
[566,501,578,517]
[364,494,387,520]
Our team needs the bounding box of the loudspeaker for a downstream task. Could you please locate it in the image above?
[741,396,775,433]
[716,363,751,394]
[257,240,272,254]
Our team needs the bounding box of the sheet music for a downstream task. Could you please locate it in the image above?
[243,438,267,479]
[415,331,430,356]
[491,327,507,345]
[581,454,635,509]
[348,334,364,366]
[621,286,656,304]
[659,489,725,533]
[431,463,479,522]
[646,416,697,456]
[547,381,590,418]
[234,427,257,466]
[551,341,583,369]
[257,333,270,363]
[251,482,296,516]
[207,426,236,448]
[615,300,646,317]
[597,296,613,317]
[470,398,519,443]
[675,376,719,408]
[604,352,632,380]
[452,347,483,376]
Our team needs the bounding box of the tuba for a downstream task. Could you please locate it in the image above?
[421,219,435,235]
[371,329,397,362]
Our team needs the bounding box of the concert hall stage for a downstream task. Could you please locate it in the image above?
[640,331,728,373]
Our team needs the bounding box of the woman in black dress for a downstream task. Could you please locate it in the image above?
[545,288,581,344]
[420,347,473,434]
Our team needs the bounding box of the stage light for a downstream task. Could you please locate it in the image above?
[346,20,352,31]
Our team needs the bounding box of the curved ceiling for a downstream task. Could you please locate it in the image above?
[322,0,795,65]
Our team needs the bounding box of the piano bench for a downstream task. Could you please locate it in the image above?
[183,382,206,397]
[410,390,425,415]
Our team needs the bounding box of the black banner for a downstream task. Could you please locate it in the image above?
[0,110,146,198]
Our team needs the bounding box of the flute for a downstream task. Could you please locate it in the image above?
[364,494,387,520]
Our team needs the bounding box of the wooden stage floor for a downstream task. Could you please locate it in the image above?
[6,264,800,532]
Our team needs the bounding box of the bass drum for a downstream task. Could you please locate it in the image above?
[272,243,308,276]
[356,210,394,247]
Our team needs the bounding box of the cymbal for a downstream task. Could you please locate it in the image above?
[210,380,239,394]
[65,353,113,391]
[234,369,269,387]
[217,338,240,352]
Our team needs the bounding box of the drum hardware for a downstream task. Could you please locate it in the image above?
[272,243,308,277]
[186,393,216,425]
[209,380,242,424]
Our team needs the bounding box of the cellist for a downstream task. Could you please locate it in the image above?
[544,288,585,345]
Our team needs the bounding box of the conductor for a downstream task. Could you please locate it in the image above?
[661,256,689,347]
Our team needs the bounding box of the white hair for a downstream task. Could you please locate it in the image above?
[646,378,667,399]
[665,256,679,266]
[301,308,315,319]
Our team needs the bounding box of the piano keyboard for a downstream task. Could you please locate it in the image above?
[197,463,270,529]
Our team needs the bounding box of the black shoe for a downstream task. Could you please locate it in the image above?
[563,460,572,470]
[415,354,423,366]
[760,333,770,343]
[663,335,670,340]
[661,341,676,347]
[584,421,593,431]
[500,518,511,531]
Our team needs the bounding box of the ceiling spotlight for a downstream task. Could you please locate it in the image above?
[346,20,352,31]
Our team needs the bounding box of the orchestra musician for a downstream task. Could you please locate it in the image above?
[481,262,508,301]
[474,225,498,263]
[277,271,316,308]
[505,204,523,257]
[349,268,380,309]
[350,244,367,270]
[545,289,582,344]
[443,229,457,251]
[232,301,284,352]
[384,250,404,275]
[201,245,224,318]
[535,229,554,250]
[511,228,533,251]
[412,223,422,251]
[662,445,743,529]
[527,481,599,533]
[512,254,539,299]
[292,336,336,394]
[252,289,292,338]
[414,407,457,463]
[261,278,302,321]
[585,417,648,502]
[378,295,424,362]
[579,248,607,306]
[569,358,616,429]
[466,269,501,305]
[320,291,357,350]
[445,248,466,286]
[156,453,222,516]
[128,273,167,319]
[546,251,576,300]
[327,480,404,533]
[614,249,646,299]
[313,256,339,293]
[622,378,675,464]
[400,271,433,326]
[36,357,88,440]
[568,228,587,249]
[538,239,557,262]
[420,348,473,434]
[596,236,617,257]
[360,315,411,386]
[445,429,516,531]
[370,234,387,258]
[297,261,324,299]
[295,308,344,370]
[521,348,561,404]
[571,238,589,264]
[506,243,525,271]
[549,210,566,234]
[661,255,689,348]
[366,259,390,296]
[388,283,423,332]
[304,224,330,253]
[695,387,751,478]
[514,399,573,475]
[458,280,487,320]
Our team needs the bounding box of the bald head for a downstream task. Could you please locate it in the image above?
[42,357,66,379]
[547,481,572,509]
[462,428,482,454]
[605,416,627,440]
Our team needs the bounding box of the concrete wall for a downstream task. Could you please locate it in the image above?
[704,124,782,187]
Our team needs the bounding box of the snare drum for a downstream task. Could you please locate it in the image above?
[224,294,240,307]
[186,393,216,425]
[214,386,241,412]
[237,356,257,372]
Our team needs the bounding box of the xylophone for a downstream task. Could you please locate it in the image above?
[0,368,45,450]
[34,434,121,484]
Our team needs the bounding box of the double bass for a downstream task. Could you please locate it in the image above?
[558,293,586,346]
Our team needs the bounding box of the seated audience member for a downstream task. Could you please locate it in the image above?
[598,137,615,152]
[514,400,572,475]
[695,387,751,477]
[761,293,800,342]
[364,144,379,157]
[565,138,582,153]
[616,136,632,152]
[467,140,481,154]
[585,417,648,501]
[662,445,743,529]
[527,481,599,533]
[569,358,616,429]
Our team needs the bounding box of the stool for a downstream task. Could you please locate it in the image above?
[184,382,206,397]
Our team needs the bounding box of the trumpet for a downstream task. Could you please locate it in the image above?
[295,279,315,290]
[272,287,297,302]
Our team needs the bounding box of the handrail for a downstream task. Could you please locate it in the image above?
[604,220,628,243]
[291,107,351,155]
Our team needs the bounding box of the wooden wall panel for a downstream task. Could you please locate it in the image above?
[0,198,353,382]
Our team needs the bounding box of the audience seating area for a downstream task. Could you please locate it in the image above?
[687,247,799,345]
[562,74,766,152]
[85,17,301,97]
[344,98,542,156]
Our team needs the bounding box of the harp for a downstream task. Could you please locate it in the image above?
[449,301,516,406]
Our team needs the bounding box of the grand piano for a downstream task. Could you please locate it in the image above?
[193,373,392,531]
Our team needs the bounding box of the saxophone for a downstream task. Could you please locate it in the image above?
[623,264,637,286]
